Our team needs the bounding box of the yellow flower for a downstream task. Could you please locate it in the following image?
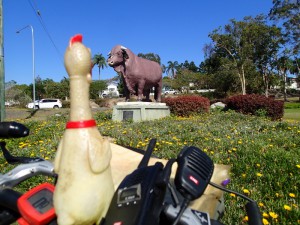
[243,189,250,194]
[269,212,278,219]
[289,193,296,198]
[258,202,264,207]
[284,205,292,211]
[230,193,236,197]
[243,216,248,222]
[256,163,261,167]
[262,212,269,218]
[256,173,263,177]
[262,218,269,225]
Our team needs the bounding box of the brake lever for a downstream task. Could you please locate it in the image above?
[0,142,44,164]
[0,160,56,188]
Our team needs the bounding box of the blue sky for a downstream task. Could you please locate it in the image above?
[3,0,273,85]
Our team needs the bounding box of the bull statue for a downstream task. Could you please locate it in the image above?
[107,45,163,102]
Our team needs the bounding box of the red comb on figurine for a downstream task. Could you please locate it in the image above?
[70,34,83,46]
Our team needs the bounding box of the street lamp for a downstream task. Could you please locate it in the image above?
[16,25,36,106]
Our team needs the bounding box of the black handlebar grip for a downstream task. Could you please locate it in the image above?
[245,201,263,225]
[0,207,21,225]
[0,189,22,213]
[0,122,29,138]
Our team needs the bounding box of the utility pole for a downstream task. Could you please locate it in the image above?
[0,0,5,121]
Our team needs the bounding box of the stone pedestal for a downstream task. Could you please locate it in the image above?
[112,102,170,122]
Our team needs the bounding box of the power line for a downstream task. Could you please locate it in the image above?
[27,0,64,64]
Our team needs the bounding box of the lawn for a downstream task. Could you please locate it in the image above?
[284,108,300,121]
[0,110,299,225]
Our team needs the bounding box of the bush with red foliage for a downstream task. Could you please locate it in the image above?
[224,94,284,120]
[163,95,210,116]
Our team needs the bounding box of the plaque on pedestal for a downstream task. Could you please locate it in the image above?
[112,102,170,122]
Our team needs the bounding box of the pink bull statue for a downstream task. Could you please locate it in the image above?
[107,45,163,102]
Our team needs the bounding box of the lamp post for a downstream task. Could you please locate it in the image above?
[16,25,35,106]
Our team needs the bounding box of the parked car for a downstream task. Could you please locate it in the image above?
[26,99,62,109]
[5,100,20,107]
[164,89,178,95]
[5,102,12,107]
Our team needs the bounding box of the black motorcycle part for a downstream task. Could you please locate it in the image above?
[175,146,214,201]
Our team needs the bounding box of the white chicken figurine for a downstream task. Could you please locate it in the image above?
[53,34,114,225]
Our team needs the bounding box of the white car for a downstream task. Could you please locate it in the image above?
[27,99,62,109]
[164,89,178,95]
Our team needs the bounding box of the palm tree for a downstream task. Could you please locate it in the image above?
[166,61,179,78]
[92,53,107,80]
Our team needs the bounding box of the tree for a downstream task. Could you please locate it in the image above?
[165,61,179,78]
[269,0,300,100]
[208,15,281,95]
[179,60,199,73]
[269,0,300,55]
[92,53,107,80]
[200,56,240,97]
[162,76,173,90]
[44,79,67,100]
[137,53,161,65]
[30,75,45,100]
[173,69,212,93]
[59,77,70,100]
[5,83,31,107]
[250,20,284,96]
[276,55,294,101]
[90,80,107,99]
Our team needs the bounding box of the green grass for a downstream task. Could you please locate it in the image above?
[284,108,300,121]
[284,102,300,109]
[1,111,299,224]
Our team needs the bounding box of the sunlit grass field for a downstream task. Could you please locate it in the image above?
[0,110,299,225]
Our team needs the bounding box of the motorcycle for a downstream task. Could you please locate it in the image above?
[0,122,262,225]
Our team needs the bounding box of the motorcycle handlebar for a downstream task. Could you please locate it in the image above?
[245,201,263,225]
[0,122,29,139]
[0,188,21,215]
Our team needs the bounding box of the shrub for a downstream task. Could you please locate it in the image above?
[62,100,70,108]
[163,95,210,116]
[225,94,284,120]
[94,98,108,107]
[94,110,112,121]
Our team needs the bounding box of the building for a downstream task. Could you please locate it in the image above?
[100,83,120,98]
